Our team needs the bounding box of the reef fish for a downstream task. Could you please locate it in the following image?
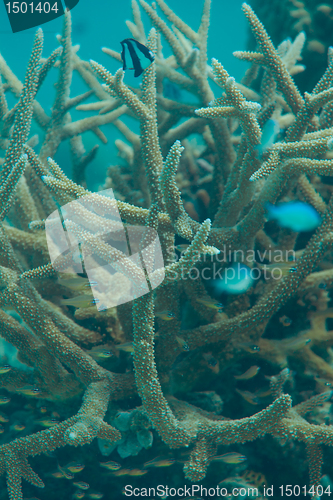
[74,482,90,490]
[36,418,59,428]
[16,386,41,397]
[60,295,99,308]
[279,315,292,326]
[88,346,113,359]
[236,388,260,405]
[202,352,220,374]
[65,462,85,473]
[235,342,260,353]
[196,297,224,311]
[0,411,8,422]
[143,457,175,468]
[11,423,25,431]
[73,491,85,499]
[57,464,74,480]
[258,261,297,277]
[213,263,254,295]
[155,310,175,321]
[120,38,155,77]
[255,118,280,158]
[115,342,134,353]
[266,202,321,232]
[176,336,189,351]
[281,337,311,351]
[57,276,97,290]
[99,461,121,470]
[127,469,148,476]
[234,366,260,380]
[0,364,11,374]
[212,452,247,464]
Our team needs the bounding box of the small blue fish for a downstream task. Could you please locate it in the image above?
[255,119,280,158]
[164,80,182,100]
[213,263,254,295]
[266,202,321,232]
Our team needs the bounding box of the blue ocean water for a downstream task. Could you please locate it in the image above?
[0,0,247,190]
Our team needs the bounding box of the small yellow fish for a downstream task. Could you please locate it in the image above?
[36,418,59,428]
[12,423,25,431]
[155,311,175,321]
[49,471,64,479]
[39,406,48,414]
[144,457,175,468]
[88,493,104,500]
[127,469,148,476]
[234,366,260,380]
[99,461,121,471]
[236,342,260,353]
[202,352,220,374]
[0,425,4,434]
[212,452,247,464]
[0,396,10,404]
[16,386,41,397]
[57,464,74,480]
[255,388,272,398]
[258,261,297,278]
[73,491,85,499]
[115,342,134,353]
[88,346,113,359]
[279,315,292,327]
[60,295,99,309]
[0,412,8,423]
[65,462,85,473]
[110,469,131,477]
[281,337,311,351]
[0,364,11,374]
[196,297,224,311]
[176,336,189,351]
[314,375,332,388]
[74,482,90,490]
[57,276,97,291]
[236,388,260,405]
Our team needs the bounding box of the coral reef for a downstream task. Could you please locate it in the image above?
[1,1,333,499]
[249,0,333,92]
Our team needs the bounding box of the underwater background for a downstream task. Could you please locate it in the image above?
[0,0,246,192]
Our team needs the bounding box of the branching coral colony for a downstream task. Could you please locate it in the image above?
[3,0,333,498]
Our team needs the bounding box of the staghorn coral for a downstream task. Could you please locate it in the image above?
[2,1,333,499]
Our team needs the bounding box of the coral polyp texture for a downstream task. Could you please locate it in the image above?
[2,1,333,499]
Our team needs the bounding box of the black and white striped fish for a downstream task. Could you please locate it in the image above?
[120,38,155,77]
